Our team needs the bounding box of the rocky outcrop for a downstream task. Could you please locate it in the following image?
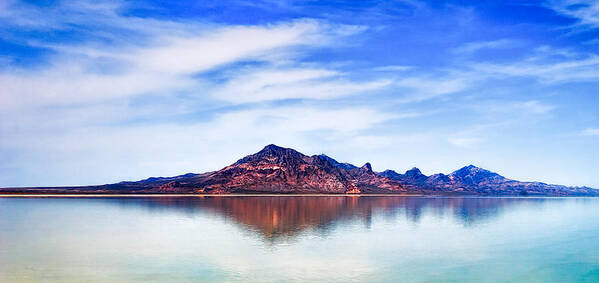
[380,167,427,186]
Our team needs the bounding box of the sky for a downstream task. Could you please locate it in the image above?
[1,0,598,188]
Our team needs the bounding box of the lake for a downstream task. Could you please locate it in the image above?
[1,196,598,282]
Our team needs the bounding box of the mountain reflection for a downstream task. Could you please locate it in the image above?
[99,196,550,241]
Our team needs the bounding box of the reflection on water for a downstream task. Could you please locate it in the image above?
[1,196,599,282]
[102,196,548,240]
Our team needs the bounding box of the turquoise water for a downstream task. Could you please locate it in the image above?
[1,196,598,282]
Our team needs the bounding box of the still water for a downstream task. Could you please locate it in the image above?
[1,196,598,282]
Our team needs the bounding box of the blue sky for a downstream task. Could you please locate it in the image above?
[1,0,599,187]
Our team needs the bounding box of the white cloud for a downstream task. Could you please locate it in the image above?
[482,100,555,116]
[454,39,517,54]
[0,64,196,110]
[471,51,599,84]
[546,0,599,28]
[514,101,555,114]
[0,0,373,111]
[581,128,599,136]
[1,19,364,110]
[212,67,391,103]
[372,65,412,72]
[212,106,397,134]
[130,20,328,74]
[382,45,599,106]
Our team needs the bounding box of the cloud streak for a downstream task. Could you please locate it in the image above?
[546,0,599,29]
[0,19,367,110]
[581,128,599,136]
[212,67,391,103]
[453,39,518,54]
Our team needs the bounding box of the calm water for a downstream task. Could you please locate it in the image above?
[1,196,598,282]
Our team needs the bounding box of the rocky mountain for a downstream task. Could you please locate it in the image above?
[1,144,597,196]
[184,144,401,194]
[380,167,428,186]
[380,164,598,196]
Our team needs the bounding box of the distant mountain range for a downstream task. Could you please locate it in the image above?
[2,144,597,196]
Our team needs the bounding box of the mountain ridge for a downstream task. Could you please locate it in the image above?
[1,144,597,196]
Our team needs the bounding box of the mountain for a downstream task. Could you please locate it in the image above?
[380,164,598,196]
[1,144,597,196]
[380,167,428,186]
[186,144,403,194]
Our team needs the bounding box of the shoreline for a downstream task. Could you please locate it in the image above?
[0,193,592,198]
[0,193,423,197]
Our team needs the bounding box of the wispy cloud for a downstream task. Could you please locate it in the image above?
[453,39,518,54]
[482,100,555,115]
[546,0,599,29]
[0,19,365,110]
[514,101,555,114]
[394,75,470,102]
[372,65,412,72]
[128,20,332,74]
[212,67,391,103]
[447,137,482,149]
[470,46,599,84]
[388,45,599,106]
[581,128,599,136]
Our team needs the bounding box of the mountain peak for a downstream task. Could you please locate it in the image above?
[256,144,301,157]
[450,165,505,186]
[362,162,373,172]
[234,144,305,165]
[405,167,423,175]
[379,169,401,180]
[452,165,487,176]
[261,144,286,152]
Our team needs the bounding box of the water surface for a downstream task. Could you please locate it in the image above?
[1,196,598,282]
